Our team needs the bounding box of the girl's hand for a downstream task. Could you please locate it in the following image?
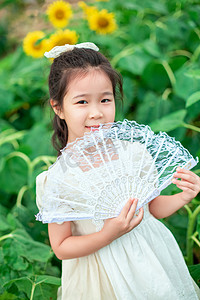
[172,167,200,203]
[101,198,144,243]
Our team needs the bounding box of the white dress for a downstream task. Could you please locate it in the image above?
[36,171,200,300]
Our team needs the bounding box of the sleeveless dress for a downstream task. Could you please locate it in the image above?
[36,171,200,300]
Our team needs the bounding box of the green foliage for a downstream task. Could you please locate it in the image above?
[0,212,60,298]
[4,275,60,299]
[150,109,187,132]
[1,0,200,297]
[188,264,200,287]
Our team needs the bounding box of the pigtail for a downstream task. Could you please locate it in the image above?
[52,115,68,156]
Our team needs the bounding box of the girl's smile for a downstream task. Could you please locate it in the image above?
[85,125,100,132]
[52,68,115,143]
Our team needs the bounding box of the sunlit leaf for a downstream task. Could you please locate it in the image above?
[186,91,200,108]
[185,69,200,79]
[118,50,152,75]
[149,110,186,132]
[174,65,200,101]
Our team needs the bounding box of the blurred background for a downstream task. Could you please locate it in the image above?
[0,0,200,298]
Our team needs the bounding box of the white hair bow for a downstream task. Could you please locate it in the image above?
[44,42,99,59]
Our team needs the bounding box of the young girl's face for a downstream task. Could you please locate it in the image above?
[53,69,115,143]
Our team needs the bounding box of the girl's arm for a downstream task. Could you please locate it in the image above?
[149,167,200,219]
[48,198,143,260]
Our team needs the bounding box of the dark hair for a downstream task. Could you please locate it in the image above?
[48,47,123,154]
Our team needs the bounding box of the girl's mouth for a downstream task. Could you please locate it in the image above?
[85,125,100,131]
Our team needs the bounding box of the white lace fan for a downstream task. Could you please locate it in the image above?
[36,119,198,229]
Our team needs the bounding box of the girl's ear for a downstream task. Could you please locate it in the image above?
[50,99,65,119]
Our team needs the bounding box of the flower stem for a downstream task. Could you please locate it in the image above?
[30,282,36,300]
[111,45,135,67]
[0,131,26,146]
[191,232,200,248]
[0,233,13,242]
[16,185,29,207]
[186,205,200,265]
[182,122,200,133]
[161,60,176,88]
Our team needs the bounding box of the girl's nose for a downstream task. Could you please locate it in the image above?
[89,106,103,119]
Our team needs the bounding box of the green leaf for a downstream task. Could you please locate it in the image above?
[118,50,152,75]
[142,61,170,92]
[11,205,34,229]
[197,214,200,239]
[122,77,136,113]
[142,40,162,58]
[34,275,61,286]
[149,109,186,132]
[0,291,18,300]
[4,277,32,299]
[188,264,200,287]
[123,0,167,13]
[22,123,55,160]
[174,65,200,101]
[0,215,11,232]
[6,213,24,231]
[2,229,53,266]
[165,214,188,229]
[4,275,60,300]
[128,23,151,44]
[186,91,200,108]
[185,69,200,79]
[0,156,28,194]
[136,92,172,124]
[0,204,8,217]
[0,88,14,117]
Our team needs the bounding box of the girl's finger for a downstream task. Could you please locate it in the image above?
[120,198,135,218]
[172,179,196,191]
[177,186,191,192]
[173,172,196,183]
[176,168,197,179]
[130,207,144,227]
[126,198,138,222]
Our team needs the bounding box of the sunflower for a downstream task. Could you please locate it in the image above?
[78,1,98,18]
[49,29,78,49]
[87,9,117,34]
[23,31,50,58]
[47,0,73,28]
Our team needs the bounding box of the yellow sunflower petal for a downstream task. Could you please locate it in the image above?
[78,1,98,18]
[49,29,78,49]
[87,9,117,34]
[47,0,73,28]
[23,31,50,58]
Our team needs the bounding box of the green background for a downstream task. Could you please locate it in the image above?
[0,0,200,298]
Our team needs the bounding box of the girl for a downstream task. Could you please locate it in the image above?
[36,42,200,300]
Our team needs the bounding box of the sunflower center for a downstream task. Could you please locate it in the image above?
[33,41,42,50]
[98,17,109,28]
[55,9,65,19]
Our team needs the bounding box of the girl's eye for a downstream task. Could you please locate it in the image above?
[101,99,111,103]
[77,100,87,104]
